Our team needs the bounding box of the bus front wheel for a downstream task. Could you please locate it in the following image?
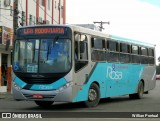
[35,101,54,108]
[129,81,144,99]
[84,83,100,107]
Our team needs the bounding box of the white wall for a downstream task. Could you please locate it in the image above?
[20,0,65,25]
[0,0,65,27]
[0,0,13,28]
[28,0,36,25]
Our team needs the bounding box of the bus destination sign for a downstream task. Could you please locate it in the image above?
[18,27,65,36]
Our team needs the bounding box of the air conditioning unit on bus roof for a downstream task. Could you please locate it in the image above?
[4,0,11,7]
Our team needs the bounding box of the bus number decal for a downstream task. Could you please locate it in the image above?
[39,85,53,90]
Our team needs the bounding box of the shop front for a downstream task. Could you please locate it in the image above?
[0,26,13,92]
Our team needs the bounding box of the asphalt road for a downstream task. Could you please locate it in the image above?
[0,81,160,120]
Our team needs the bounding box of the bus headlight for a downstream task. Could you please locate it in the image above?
[13,82,21,90]
[58,81,73,92]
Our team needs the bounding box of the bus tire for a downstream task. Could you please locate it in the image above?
[129,81,144,99]
[84,83,100,107]
[35,101,53,108]
[135,81,144,99]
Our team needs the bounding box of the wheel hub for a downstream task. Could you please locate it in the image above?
[89,89,97,101]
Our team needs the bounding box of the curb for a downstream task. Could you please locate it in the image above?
[0,92,12,99]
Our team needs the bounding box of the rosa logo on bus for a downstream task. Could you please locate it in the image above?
[106,64,128,80]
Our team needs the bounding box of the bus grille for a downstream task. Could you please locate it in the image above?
[20,77,59,84]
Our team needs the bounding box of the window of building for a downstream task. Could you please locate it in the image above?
[61,6,64,18]
[29,15,32,25]
[55,1,57,8]
[48,0,51,10]
[39,0,45,6]
[10,6,13,16]
[33,16,36,25]
[29,15,36,25]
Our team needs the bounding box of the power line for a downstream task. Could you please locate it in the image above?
[0,13,13,16]
[0,0,59,24]
[0,7,14,11]
[1,15,13,21]
[19,0,24,12]
[0,8,13,21]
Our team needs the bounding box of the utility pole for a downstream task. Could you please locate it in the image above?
[93,21,110,32]
[13,0,19,35]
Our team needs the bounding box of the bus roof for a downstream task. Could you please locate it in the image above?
[18,24,155,48]
[68,24,110,38]
[68,25,155,48]
[109,35,155,48]
[17,24,110,38]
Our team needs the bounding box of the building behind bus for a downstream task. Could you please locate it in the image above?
[0,0,66,92]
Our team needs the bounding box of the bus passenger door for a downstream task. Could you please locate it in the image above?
[74,33,88,73]
[72,33,89,101]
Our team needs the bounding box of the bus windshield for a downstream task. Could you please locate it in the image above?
[13,38,71,73]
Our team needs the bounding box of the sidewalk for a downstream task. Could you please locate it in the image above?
[0,91,13,100]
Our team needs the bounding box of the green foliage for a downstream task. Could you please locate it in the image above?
[156,64,160,74]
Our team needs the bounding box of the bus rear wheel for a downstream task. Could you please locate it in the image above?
[35,101,54,108]
[129,81,144,99]
[84,83,100,107]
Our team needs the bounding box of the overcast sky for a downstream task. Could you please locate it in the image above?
[66,0,160,64]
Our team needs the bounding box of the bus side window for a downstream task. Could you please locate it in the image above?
[74,34,80,60]
[140,47,148,64]
[119,43,130,63]
[131,45,140,63]
[106,40,119,62]
[91,37,106,61]
[80,35,88,60]
[148,48,155,64]
[74,33,88,72]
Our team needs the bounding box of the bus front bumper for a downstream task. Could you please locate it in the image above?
[12,84,73,102]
